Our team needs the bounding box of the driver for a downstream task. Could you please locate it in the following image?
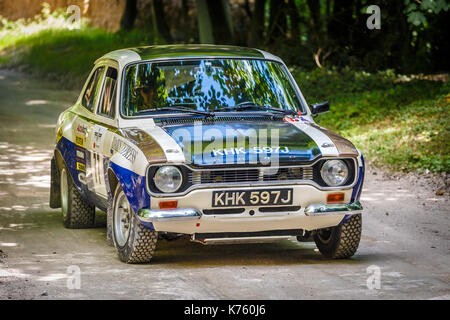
[135,83,156,110]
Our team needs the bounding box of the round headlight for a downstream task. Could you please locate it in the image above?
[320,160,349,187]
[153,166,183,193]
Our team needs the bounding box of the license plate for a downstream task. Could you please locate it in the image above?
[212,188,293,207]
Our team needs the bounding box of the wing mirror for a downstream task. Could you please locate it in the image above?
[310,101,330,115]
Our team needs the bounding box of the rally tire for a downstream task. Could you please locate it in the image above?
[106,197,114,246]
[112,185,158,264]
[60,166,95,229]
[313,214,362,259]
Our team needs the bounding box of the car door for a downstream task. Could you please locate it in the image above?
[89,65,119,199]
[71,65,105,194]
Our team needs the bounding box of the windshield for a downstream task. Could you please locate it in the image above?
[121,59,304,117]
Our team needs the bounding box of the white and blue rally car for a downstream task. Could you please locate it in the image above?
[50,45,364,263]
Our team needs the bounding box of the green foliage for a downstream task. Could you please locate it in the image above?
[293,68,450,173]
[0,5,158,89]
[405,0,450,26]
[0,6,448,173]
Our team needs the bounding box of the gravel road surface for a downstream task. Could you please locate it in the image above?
[0,69,449,300]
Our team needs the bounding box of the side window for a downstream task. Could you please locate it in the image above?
[82,67,105,111]
[97,67,118,118]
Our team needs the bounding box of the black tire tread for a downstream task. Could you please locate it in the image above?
[123,222,158,264]
[314,214,362,259]
[62,168,95,229]
[112,185,158,264]
[332,214,362,258]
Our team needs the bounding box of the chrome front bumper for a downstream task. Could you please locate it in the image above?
[137,208,201,223]
[304,201,362,216]
[137,201,362,224]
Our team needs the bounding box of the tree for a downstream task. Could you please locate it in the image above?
[207,0,234,44]
[152,0,173,43]
[287,0,301,42]
[196,0,214,44]
[249,0,266,47]
[196,0,234,45]
[267,0,287,44]
[120,0,137,31]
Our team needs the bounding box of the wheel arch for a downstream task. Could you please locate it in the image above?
[107,167,120,199]
[107,159,151,216]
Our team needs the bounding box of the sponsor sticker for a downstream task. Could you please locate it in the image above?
[76,124,87,135]
[76,162,86,172]
[75,135,84,147]
[76,149,85,160]
[111,136,137,163]
[92,125,107,152]
[56,127,63,143]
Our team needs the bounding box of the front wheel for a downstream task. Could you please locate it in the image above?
[313,214,362,259]
[112,185,158,263]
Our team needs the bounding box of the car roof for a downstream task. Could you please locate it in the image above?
[95,44,282,67]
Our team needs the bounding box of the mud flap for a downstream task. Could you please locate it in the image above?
[49,156,61,208]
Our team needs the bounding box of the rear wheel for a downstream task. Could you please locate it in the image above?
[60,166,95,229]
[112,185,158,263]
[313,214,362,259]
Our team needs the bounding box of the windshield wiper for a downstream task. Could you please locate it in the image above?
[134,106,215,117]
[220,103,297,115]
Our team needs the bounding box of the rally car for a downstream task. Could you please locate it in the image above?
[50,45,364,263]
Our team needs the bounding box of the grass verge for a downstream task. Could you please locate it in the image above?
[293,68,449,173]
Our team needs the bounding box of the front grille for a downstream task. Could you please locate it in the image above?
[146,158,357,195]
[188,167,314,185]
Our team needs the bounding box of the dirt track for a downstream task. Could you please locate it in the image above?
[0,69,449,300]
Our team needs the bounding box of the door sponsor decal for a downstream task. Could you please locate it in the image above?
[111,136,137,163]
[92,125,107,152]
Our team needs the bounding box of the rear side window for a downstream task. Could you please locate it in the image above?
[98,67,118,118]
[82,67,105,111]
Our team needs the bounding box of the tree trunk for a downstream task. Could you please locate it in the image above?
[327,0,355,49]
[287,0,301,42]
[267,0,286,44]
[120,0,137,31]
[153,0,173,43]
[307,0,321,40]
[196,0,214,44]
[249,0,266,47]
[207,0,234,45]
[181,0,191,41]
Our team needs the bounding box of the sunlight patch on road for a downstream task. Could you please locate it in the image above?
[26,100,48,106]
[15,155,50,162]
[38,124,56,128]
[38,273,68,282]
[0,242,18,247]
[16,175,50,188]
[10,205,28,211]
[0,143,53,193]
